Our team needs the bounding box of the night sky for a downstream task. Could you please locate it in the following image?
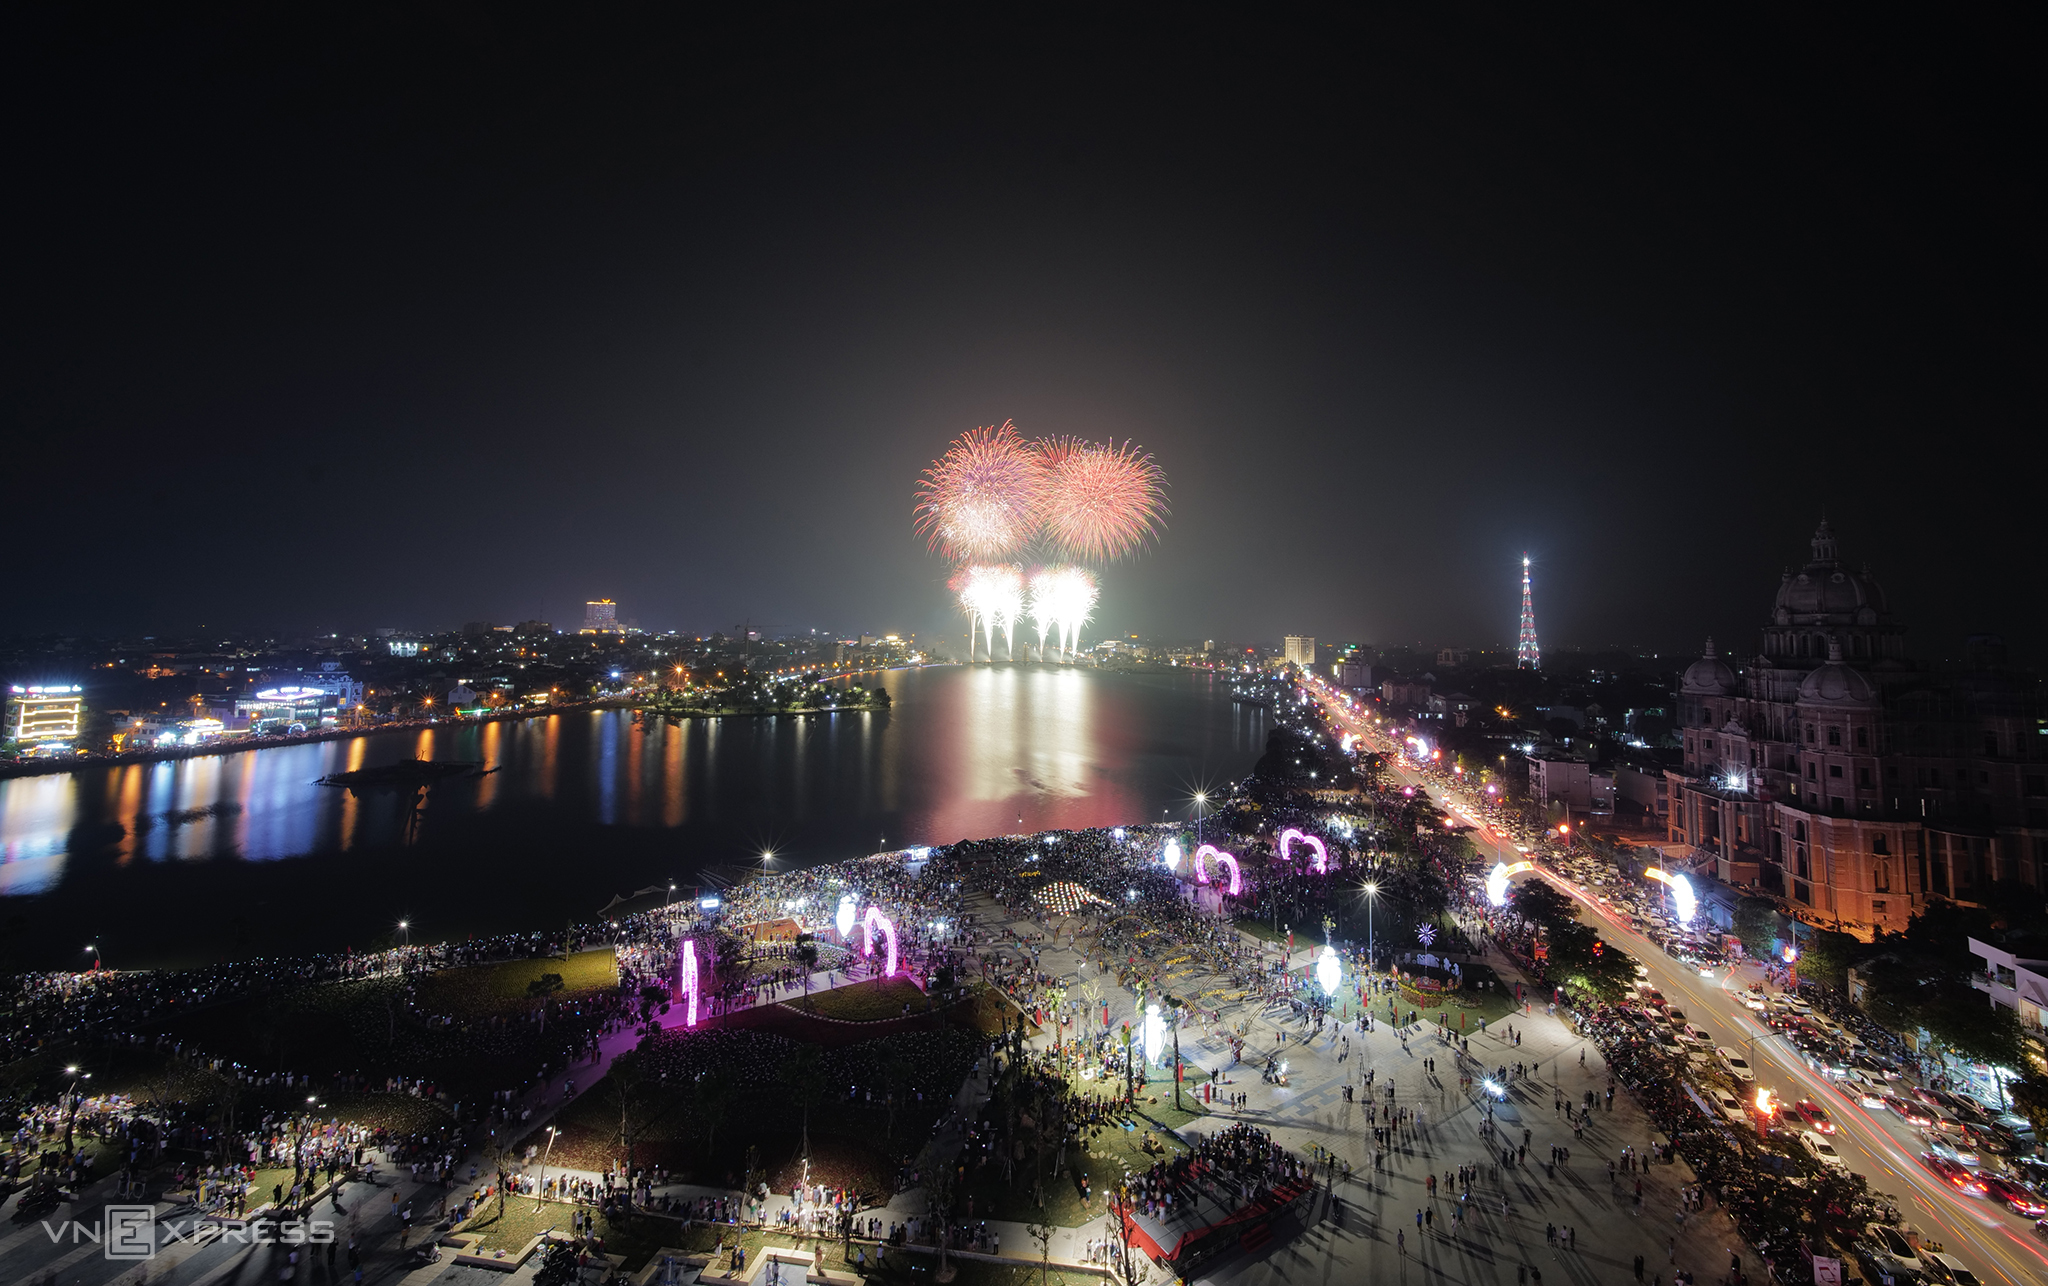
[4,10,2036,661]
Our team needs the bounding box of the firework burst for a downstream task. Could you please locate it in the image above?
[914,421,1046,563]
[1027,565,1099,662]
[1034,437,1168,562]
[952,562,1027,660]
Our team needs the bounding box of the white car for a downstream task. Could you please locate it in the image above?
[1800,1131,1848,1170]
[1680,1024,1715,1048]
[1715,1046,1757,1082]
[1705,1086,1748,1128]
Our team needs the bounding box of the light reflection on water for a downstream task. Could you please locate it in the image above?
[0,666,1268,904]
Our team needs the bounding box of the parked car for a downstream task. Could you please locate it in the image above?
[1864,1224,1920,1271]
[1715,1046,1757,1082]
[1922,1251,1982,1286]
[1704,1085,1748,1128]
[1800,1131,1849,1171]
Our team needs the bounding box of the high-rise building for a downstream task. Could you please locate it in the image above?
[1283,636,1316,666]
[584,599,618,632]
[5,683,84,752]
[1516,555,1541,670]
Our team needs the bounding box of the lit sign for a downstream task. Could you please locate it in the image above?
[1163,840,1182,872]
[9,684,82,694]
[835,893,858,937]
[697,896,721,910]
[254,686,329,703]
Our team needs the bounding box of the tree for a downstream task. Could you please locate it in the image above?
[1510,881,1578,934]
[1732,897,1783,960]
[879,1051,912,1139]
[607,1050,654,1171]
[2010,1072,2048,1138]
[1026,1220,1056,1286]
[785,1044,827,1161]
[694,1068,738,1158]
[528,972,566,1034]
[794,939,821,1008]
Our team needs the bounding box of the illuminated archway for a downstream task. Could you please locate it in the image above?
[1486,860,1538,907]
[678,939,701,1028]
[1644,867,1698,924]
[1279,828,1329,874]
[1193,844,1241,896]
[861,906,899,977]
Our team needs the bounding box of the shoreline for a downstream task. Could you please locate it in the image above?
[0,700,624,781]
[0,663,945,782]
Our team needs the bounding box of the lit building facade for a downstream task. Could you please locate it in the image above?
[584,599,619,632]
[1667,522,2047,938]
[1283,635,1316,667]
[5,684,84,752]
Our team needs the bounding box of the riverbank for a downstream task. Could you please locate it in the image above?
[0,700,624,781]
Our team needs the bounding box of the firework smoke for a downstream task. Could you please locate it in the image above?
[914,421,1045,562]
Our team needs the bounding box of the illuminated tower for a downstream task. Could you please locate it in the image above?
[1516,555,1541,670]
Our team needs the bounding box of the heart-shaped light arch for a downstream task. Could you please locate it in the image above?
[1192,844,1242,896]
[678,939,701,1028]
[1278,828,1329,874]
[861,906,899,977]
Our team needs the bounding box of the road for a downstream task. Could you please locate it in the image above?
[1300,674,2048,1286]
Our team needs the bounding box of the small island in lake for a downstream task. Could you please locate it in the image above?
[635,672,891,718]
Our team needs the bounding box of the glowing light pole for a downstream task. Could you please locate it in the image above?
[1193,791,1207,845]
[1361,880,1378,970]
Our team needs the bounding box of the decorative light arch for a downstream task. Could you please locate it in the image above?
[1644,867,1698,924]
[1192,844,1242,896]
[678,939,701,1028]
[861,906,899,976]
[1486,860,1538,907]
[1278,828,1329,874]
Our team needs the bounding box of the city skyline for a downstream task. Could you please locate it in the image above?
[1,13,2033,659]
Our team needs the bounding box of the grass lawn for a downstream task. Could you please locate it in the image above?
[956,1067,1209,1228]
[414,949,618,1020]
[454,1196,675,1270]
[784,978,929,1022]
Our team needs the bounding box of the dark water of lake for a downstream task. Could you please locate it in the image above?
[0,666,1268,967]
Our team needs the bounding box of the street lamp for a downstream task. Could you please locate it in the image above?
[85,943,101,970]
[1193,791,1208,845]
[61,1065,91,1152]
[397,920,410,950]
[1361,881,1380,971]
[534,1126,560,1211]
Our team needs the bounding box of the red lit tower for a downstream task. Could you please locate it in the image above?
[1516,554,1540,669]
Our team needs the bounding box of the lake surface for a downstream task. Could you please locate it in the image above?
[0,666,1267,967]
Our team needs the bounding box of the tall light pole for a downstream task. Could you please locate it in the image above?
[1193,792,1207,845]
[534,1125,559,1212]
[1362,881,1379,972]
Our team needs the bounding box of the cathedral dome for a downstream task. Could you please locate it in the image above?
[1773,521,1888,624]
[1680,639,1737,696]
[1797,638,1878,707]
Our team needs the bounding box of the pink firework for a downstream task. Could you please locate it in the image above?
[1035,437,1168,562]
[914,421,1046,562]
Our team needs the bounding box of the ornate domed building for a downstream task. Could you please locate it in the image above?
[1668,523,2046,939]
